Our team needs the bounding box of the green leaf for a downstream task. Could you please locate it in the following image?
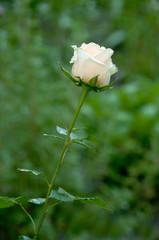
[18,236,33,240]
[88,75,99,87]
[60,66,81,86]
[72,127,86,131]
[56,127,89,141]
[17,168,43,176]
[56,126,67,135]
[14,197,28,205]
[43,133,64,140]
[70,130,94,151]
[28,198,46,205]
[0,197,15,208]
[49,188,109,210]
[0,196,27,208]
[72,140,95,152]
[49,187,75,202]
[70,131,88,141]
[76,197,110,210]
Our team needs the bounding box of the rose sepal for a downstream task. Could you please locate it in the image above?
[95,76,118,92]
[75,74,118,92]
[80,75,118,92]
[61,66,118,92]
[60,66,81,87]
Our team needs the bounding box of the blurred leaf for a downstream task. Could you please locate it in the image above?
[17,168,43,176]
[49,187,75,202]
[72,127,86,131]
[28,198,46,205]
[106,30,126,48]
[70,132,81,140]
[140,104,158,118]
[18,236,33,240]
[56,126,67,135]
[0,197,15,208]
[56,127,89,141]
[70,131,88,141]
[70,129,94,151]
[0,196,28,208]
[72,140,95,152]
[14,197,28,205]
[77,197,110,210]
[43,133,64,140]
[49,188,109,210]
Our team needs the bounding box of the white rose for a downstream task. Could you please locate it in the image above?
[70,42,118,88]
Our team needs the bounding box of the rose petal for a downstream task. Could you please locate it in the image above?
[98,69,112,87]
[70,43,118,88]
[81,43,87,48]
[98,63,118,87]
[70,45,78,63]
[94,48,114,64]
[83,42,104,56]
[110,64,118,75]
[72,48,107,83]
[97,59,113,85]
[71,48,90,78]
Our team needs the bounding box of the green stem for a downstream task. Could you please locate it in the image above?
[34,85,90,239]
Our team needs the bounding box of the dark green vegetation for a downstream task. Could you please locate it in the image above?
[0,0,159,239]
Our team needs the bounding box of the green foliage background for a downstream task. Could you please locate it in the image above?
[0,0,159,239]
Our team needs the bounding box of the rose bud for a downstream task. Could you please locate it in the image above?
[70,42,118,88]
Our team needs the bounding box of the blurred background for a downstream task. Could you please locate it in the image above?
[0,0,159,239]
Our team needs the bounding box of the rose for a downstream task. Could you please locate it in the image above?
[70,42,118,88]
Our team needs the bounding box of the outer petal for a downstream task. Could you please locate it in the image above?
[98,69,111,87]
[81,43,86,48]
[105,59,118,73]
[70,45,78,63]
[72,48,107,84]
[94,48,114,64]
[83,42,103,56]
[98,63,118,87]
[110,64,118,75]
